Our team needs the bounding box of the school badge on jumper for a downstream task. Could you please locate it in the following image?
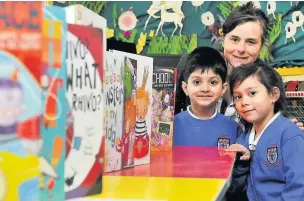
[267,146,278,164]
[217,136,230,148]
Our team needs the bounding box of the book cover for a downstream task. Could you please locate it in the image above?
[65,24,104,199]
[118,56,137,169]
[113,51,153,166]
[103,51,124,172]
[0,2,43,201]
[151,66,176,151]
[40,5,67,201]
[64,4,106,87]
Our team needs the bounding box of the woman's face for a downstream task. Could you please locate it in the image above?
[222,21,263,68]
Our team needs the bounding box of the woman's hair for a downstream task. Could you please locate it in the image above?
[229,61,286,129]
[222,2,269,46]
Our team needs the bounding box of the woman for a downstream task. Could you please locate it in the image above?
[175,2,304,130]
[219,1,268,124]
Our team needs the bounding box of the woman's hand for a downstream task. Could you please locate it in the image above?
[290,117,304,131]
[226,144,251,161]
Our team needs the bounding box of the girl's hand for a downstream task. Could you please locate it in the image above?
[226,144,251,161]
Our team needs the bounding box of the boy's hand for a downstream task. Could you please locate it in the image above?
[226,144,251,161]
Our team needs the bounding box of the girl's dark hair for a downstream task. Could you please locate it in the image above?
[229,61,286,129]
[222,2,269,46]
[175,54,190,114]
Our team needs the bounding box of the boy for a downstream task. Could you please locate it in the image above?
[173,47,240,147]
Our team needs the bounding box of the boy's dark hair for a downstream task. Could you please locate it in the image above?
[229,61,286,129]
[182,46,227,83]
[222,2,269,46]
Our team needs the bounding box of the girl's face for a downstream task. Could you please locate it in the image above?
[222,21,263,68]
[232,75,279,128]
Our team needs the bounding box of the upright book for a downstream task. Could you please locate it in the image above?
[113,50,153,166]
[64,4,106,88]
[40,5,67,201]
[0,2,43,201]
[65,24,104,199]
[120,56,137,169]
[103,51,124,172]
[104,53,137,171]
[151,66,177,151]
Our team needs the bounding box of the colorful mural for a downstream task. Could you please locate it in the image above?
[51,1,304,69]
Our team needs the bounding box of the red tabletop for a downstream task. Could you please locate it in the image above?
[105,146,235,179]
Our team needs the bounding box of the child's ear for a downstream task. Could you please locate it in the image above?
[271,87,280,103]
[182,81,189,96]
[222,82,228,96]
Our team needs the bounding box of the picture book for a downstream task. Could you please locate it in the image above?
[64,4,106,86]
[103,51,124,172]
[151,66,177,151]
[65,24,104,199]
[0,2,43,201]
[113,50,153,166]
[120,56,137,169]
[40,5,67,201]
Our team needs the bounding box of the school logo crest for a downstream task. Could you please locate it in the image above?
[267,147,278,164]
[217,137,230,148]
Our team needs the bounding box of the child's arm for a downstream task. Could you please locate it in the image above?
[281,135,304,200]
[225,135,250,201]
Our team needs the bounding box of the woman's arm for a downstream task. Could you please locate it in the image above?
[281,135,304,200]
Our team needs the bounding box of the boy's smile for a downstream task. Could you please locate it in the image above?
[182,68,227,118]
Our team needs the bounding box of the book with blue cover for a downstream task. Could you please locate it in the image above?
[40,5,67,201]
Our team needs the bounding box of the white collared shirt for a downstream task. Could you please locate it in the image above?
[248,112,281,150]
[187,105,217,120]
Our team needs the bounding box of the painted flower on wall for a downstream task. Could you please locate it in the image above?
[118,7,139,38]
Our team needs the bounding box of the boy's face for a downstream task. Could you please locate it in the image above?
[182,68,227,109]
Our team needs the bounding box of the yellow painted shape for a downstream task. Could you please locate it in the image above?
[276,67,304,76]
[0,152,39,201]
[43,19,50,36]
[281,75,304,82]
[45,1,54,5]
[53,21,62,39]
[90,176,227,201]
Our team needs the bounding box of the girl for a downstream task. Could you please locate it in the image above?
[227,61,304,201]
